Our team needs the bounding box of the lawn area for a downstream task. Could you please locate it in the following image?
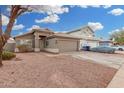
[0,52,117,88]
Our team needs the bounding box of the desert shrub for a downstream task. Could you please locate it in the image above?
[17,44,32,52]
[2,51,16,60]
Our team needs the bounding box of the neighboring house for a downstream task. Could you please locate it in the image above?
[14,28,81,53]
[99,40,113,46]
[66,26,100,49]
[3,38,16,52]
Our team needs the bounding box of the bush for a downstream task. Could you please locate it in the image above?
[17,44,32,52]
[2,51,16,60]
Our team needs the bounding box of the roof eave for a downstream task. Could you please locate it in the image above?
[66,25,94,34]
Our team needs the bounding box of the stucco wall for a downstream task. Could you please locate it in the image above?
[15,34,34,50]
[80,39,99,49]
[86,40,99,48]
[68,27,100,49]
[46,38,57,48]
[15,34,34,40]
[47,37,79,52]
[68,27,94,38]
[57,38,78,52]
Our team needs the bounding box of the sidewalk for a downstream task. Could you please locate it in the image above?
[108,64,124,88]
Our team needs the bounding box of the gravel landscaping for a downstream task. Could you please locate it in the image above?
[0,52,117,88]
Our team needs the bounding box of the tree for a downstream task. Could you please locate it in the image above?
[110,29,124,45]
[0,5,30,67]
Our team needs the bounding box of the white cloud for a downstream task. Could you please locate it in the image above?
[77,5,88,8]
[73,5,111,9]
[76,5,100,8]
[12,24,25,30]
[103,5,112,9]
[18,32,23,35]
[88,22,104,31]
[2,14,17,26]
[114,29,120,32]
[90,5,101,8]
[109,27,124,34]
[2,14,9,26]
[109,29,120,34]
[26,25,41,31]
[6,7,11,12]
[35,14,60,23]
[7,5,69,15]
[26,5,68,24]
[47,5,69,15]
[108,8,124,16]
[28,5,69,15]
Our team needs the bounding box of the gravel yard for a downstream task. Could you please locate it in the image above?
[0,52,117,88]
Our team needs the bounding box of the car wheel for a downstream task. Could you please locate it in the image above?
[118,48,123,51]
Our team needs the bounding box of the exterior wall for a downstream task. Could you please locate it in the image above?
[15,34,34,40]
[46,38,57,49]
[99,42,112,46]
[39,39,44,50]
[15,31,54,52]
[80,39,99,49]
[34,31,54,52]
[34,32,40,52]
[57,38,79,52]
[68,27,94,38]
[86,40,99,48]
[68,27,100,49]
[14,30,81,53]
[46,37,80,52]
[15,34,34,51]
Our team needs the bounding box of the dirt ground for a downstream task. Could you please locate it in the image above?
[0,52,117,88]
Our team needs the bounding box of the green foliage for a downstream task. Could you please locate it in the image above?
[110,29,124,45]
[115,37,124,45]
[2,51,16,60]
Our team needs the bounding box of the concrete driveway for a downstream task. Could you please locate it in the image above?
[63,51,124,69]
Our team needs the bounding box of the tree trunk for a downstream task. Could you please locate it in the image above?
[0,49,3,67]
[5,18,15,39]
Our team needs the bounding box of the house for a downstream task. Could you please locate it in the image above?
[99,40,113,46]
[66,26,100,49]
[3,38,16,52]
[14,25,102,53]
[14,28,81,53]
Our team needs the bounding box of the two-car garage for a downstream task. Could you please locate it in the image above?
[47,34,81,53]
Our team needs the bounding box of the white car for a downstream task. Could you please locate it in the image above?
[111,45,124,51]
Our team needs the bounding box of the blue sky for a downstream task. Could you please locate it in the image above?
[1,5,124,39]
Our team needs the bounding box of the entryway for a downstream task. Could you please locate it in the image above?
[39,36,47,51]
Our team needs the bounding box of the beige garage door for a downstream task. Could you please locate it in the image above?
[58,40,78,52]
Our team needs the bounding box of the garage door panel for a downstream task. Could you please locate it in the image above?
[58,40,77,52]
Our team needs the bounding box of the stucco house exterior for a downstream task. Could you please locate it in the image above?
[14,26,102,53]
[67,26,100,49]
[14,28,81,53]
